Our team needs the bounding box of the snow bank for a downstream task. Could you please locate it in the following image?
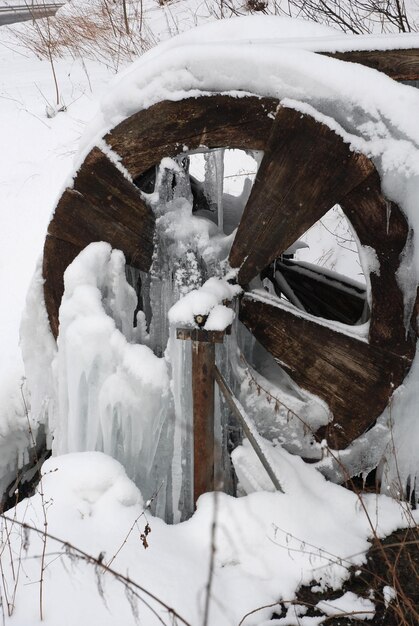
[0,366,33,502]
[316,591,375,621]
[1,449,416,626]
[172,14,419,53]
[0,35,114,500]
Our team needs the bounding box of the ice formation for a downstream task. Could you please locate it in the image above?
[18,15,419,519]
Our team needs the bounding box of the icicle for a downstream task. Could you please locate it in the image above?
[386,199,392,235]
[215,148,225,231]
[167,326,194,521]
[134,311,150,346]
[203,149,222,214]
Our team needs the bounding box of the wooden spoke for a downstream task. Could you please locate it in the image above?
[48,147,155,270]
[239,292,413,448]
[105,95,278,180]
[44,147,155,337]
[271,258,367,325]
[229,106,374,285]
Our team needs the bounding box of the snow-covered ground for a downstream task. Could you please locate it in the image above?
[1,7,419,626]
[2,448,415,626]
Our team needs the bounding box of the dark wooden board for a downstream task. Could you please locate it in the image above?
[229,106,374,285]
[104,95,278,180]
[323,48,419,81]
[273,259,366,325]
[48,147,155,270]
[239,293,412,448]
[177,327,229,343]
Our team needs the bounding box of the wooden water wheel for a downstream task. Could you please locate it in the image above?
[42,94,418,454]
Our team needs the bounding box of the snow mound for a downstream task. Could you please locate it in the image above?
[168,277,240,330]
[1,448,416,626]
[41,451,143,517]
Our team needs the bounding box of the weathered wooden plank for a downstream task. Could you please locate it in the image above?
[229,106,374,286]
[192,340,215,504]
[104,95,278,180]
[271,259,367,325]
[323,48,419,81]
[48,147,155,271]
[43,235,82,339]
[341,172,417,358]
[239,293,412,448]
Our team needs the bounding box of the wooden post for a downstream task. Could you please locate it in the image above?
[192,339,215,504]
[176,327,228,507]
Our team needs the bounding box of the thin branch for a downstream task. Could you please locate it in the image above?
[0,515,191,626]
[203,491,218,626]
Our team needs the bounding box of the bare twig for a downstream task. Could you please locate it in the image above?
[106,481,163,570]
[202,490,218,626]
[1,514,191,626]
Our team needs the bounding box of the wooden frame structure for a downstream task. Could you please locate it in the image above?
[42,45,419,501]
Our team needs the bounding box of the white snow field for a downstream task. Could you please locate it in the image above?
[1,7,419,626]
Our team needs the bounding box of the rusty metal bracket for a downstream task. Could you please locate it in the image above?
[176,326,231,343]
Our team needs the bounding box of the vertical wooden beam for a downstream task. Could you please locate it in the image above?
[192,339,215,505]
[177,327,228,507]
[176,324,231,506]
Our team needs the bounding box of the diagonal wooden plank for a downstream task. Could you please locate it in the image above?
[239,292,412,448]
[44,147,156,337]
[229,106,374,286]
